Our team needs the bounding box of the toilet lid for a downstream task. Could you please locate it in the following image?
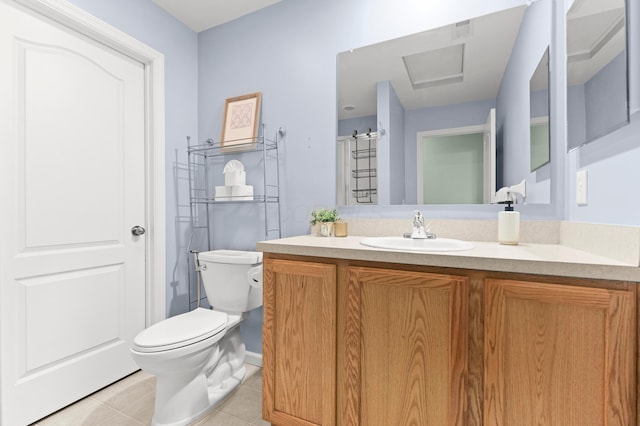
[198,249,262,264]
[133,308,227,353]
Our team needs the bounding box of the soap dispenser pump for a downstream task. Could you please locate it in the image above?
[495,180,526,245]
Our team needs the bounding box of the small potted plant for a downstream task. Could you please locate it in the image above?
[310,208,339,237]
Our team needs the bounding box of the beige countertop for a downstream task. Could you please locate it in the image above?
[257,235,640,281]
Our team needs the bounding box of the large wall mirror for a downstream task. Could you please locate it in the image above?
[336,4,552,206]
[530,47,550,172]
[566,0,628,151]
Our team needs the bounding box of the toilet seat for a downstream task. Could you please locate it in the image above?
[133,308,228,353]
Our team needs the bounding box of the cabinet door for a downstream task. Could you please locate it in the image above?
[485,279,636,426]
[263,259,337,426]
[345,267,469,426]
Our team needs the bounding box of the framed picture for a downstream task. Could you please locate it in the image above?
[221,92,262,150]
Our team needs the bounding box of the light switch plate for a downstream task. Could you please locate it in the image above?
[576,170,588,205]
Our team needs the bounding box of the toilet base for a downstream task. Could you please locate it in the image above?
[208,365,246,410]
[152,366,246,426]
[147,323,248,426]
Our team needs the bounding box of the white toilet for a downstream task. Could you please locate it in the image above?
[131,249,263,426]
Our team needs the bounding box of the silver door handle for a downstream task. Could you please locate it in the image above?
[131,226,146,236]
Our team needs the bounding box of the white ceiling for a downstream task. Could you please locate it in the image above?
[152,0,282,33]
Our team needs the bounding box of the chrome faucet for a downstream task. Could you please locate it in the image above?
[410,210,436,239]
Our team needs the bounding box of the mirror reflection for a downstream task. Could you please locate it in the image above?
[567,0,628,151]
[336,130,378,205]
[336,6,531,206]
[530,47,550,172]
[416,108,496,204]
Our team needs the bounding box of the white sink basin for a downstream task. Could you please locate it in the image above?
[360,236,474,252]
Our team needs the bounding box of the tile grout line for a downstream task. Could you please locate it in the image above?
[87,399,145,425]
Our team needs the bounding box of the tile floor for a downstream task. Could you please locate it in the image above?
[34,364,270,426]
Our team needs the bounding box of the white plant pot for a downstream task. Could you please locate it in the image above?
[319,222,334,237]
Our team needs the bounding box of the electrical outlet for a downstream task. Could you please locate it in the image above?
[576,170,588,205]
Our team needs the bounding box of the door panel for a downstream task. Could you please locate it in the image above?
[21,39,124,247]
[485,279,636,426]
[346,267,469,426]
[0,2,146,424]
[23,266,124,370]
[262,258,337,426]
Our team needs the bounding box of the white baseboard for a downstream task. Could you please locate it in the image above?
[245,351,262,367]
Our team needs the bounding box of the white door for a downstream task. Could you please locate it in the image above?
[0,2,147,424]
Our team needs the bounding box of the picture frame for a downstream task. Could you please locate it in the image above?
[221,92,262,150]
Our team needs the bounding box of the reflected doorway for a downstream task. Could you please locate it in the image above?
[417,108,496,204]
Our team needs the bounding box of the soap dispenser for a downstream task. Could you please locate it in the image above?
[498,200,520,245]
[495,180,526,245]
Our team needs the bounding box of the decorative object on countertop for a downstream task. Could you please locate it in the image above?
[334,221,348,237]
[496,179,526,245]
[214,160,253,201]
[221,92,262,151]
[310,208,340,237]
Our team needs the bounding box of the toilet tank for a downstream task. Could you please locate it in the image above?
[197,249,263,313]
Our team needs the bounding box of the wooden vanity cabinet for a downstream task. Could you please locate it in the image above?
[484,278,636,426]
[262,254,638,426]
[344,267,469,426]
[262,258,337,426]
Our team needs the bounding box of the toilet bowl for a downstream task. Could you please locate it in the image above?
[131,250,263,426]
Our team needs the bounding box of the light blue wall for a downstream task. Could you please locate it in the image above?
[197,0,528,239]
[64,0,640,355]
[530,88,550,118]
[496,0,556,206]
[528,88,551,202]
[338,116,377,137]
[197,0,528,353]
[568,52,628,149]
[568,85,587,147]
[568,114,640,226]
[566,0,640,225]
[376,81,393,205]
[584,52,628,143]
[64,0,200,317]
[388,83,406,205]
[376,81,406,204]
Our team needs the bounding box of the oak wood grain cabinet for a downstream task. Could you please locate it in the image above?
[262,253,638,426]
[344,267,469,426]
[262,258,337,426]
[484,278,636,426]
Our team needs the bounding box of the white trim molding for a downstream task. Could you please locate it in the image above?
[245,351,263,367]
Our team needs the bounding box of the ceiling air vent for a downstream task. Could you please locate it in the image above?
[403,44,464,90]
[453,20,471,39]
